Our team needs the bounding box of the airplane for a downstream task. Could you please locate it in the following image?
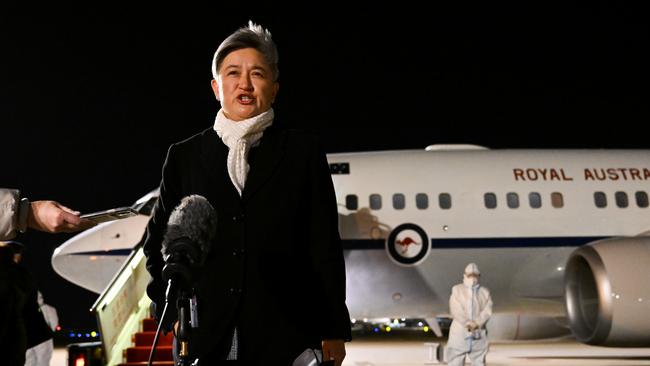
[52,144,650,347]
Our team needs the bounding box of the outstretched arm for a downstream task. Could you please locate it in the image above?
[1,188,94,240]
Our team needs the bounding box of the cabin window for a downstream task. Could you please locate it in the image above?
[393,194,406,210]
[484,193,497,209]
[507,192,519,208]
[439,193,452,209]
[529,192,542,208]
[551,192,564,208]
[416,193,429,209]
[615,191,628,208]
[594,192,607,208]
[345,195,358,210]
[636,191,649,208]
[370,194,382,210]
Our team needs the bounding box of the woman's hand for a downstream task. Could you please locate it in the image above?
[322,339,346,366]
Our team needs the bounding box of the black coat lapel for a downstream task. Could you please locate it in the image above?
[242,127,286,201]
[200,128,241,202]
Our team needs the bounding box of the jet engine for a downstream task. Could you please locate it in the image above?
[565,237,650,346]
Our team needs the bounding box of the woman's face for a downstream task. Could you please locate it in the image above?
[212,47,279,121]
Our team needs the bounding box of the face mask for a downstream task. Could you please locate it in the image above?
[463,276,479,287]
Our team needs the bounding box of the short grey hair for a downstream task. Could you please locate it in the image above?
[211,21,279,81]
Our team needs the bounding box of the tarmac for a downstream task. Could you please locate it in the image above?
[50,332,650,365]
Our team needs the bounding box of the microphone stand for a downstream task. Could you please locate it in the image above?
[176,288,194,366]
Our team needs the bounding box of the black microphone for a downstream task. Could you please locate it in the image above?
[150,195,216,366]
[161,194,217,289]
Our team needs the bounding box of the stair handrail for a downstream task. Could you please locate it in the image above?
[91,242,152,366]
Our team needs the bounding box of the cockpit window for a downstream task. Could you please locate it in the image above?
[133,196,159,215]
[329,163,350,175]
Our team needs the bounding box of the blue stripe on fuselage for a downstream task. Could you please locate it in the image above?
[68,249,133,256]
[341,236,610,250]
[66,237,612,254]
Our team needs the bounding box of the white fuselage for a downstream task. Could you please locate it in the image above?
[52,148,650,331]
[329,149,649,320]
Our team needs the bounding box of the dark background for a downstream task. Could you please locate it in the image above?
[1,4,648,332]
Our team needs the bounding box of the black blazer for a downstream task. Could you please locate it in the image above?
[142,125,351,364]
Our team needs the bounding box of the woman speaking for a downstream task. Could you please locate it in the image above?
[142,22,351,365]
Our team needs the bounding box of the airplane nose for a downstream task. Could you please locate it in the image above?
[51,215,151,293]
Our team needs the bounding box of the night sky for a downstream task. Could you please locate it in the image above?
[1,4,648,331]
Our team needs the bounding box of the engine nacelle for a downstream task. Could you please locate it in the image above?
[486,314,570,341]
[565,237,650,346]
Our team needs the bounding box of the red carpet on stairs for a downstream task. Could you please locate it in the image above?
[117,318,175,366]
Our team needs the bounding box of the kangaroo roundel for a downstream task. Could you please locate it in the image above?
[386,223,430,266]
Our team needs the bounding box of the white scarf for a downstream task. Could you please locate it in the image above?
[213,108,274,196]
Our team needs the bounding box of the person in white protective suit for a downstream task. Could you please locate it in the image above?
[445,263,493,366]
[25,291,58,366]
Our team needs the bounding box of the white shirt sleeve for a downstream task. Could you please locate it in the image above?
[0,188,20,240]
